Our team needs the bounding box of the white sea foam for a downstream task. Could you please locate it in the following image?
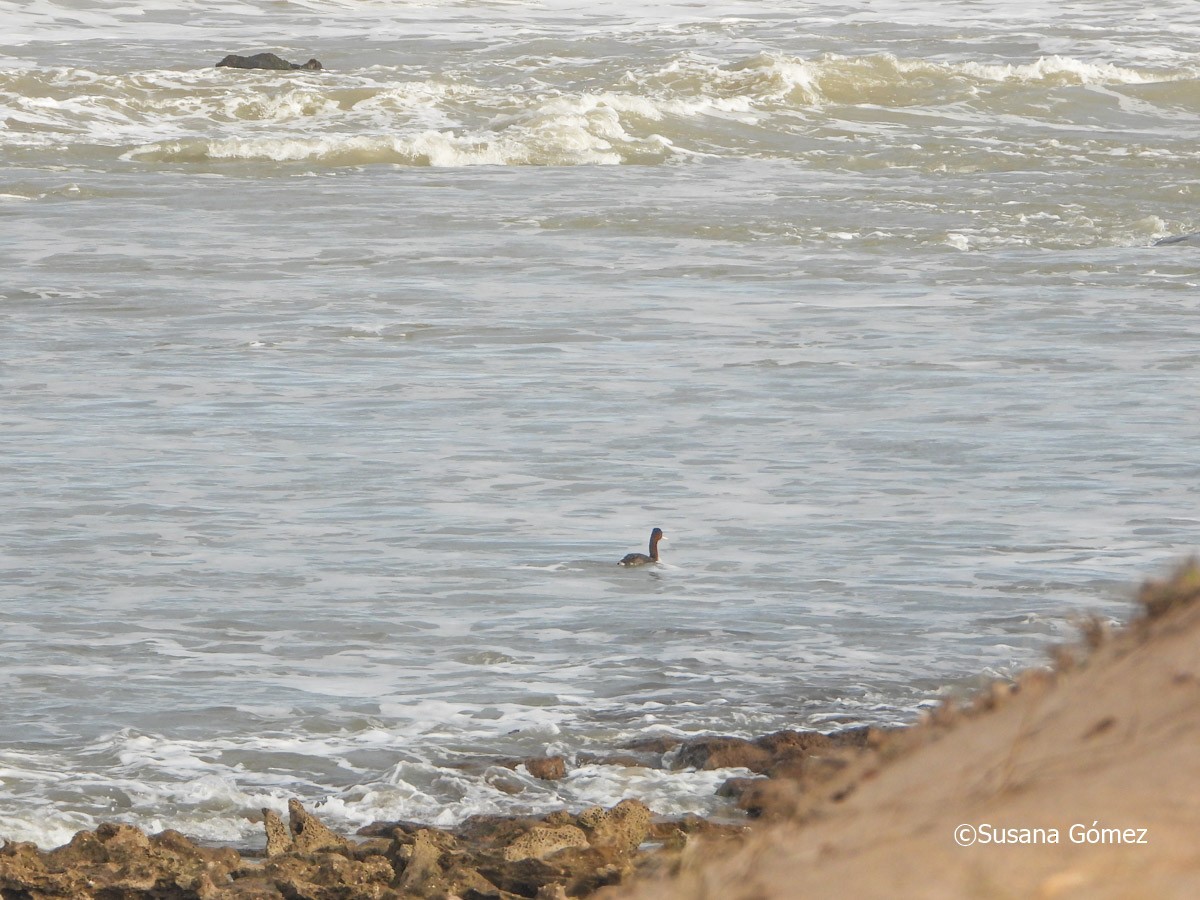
[0,728,756,848]
[953,54,1176,85]
[3,0,1198,856]
[3,46,1196,167]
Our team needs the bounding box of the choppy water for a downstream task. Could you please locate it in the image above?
[3,0,1200,849]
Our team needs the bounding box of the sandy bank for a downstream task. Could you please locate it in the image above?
[612,563,1200,899]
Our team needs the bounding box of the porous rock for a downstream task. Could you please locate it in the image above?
[395,828,444,894]
[476,849,630,899]
[455,814,544,852]
[576,799,652,854]
[288,798,351,855]
[0,796,718,900]
[0,823,240,899]
[523,755,568,781]
[263,807,293,857]
[258,850,396,899]
[502,825,589,862]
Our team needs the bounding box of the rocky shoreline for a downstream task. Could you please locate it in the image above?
[0,728,885,899]
[9,564,1196,899]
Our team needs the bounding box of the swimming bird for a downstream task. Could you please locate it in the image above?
[619,527,665,566]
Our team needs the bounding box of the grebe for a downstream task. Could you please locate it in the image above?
[619,527,664,566]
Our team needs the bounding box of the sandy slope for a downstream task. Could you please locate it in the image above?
[613,565,1200,899]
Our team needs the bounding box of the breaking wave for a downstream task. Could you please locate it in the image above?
[2,52,1195,167]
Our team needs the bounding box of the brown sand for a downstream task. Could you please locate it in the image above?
[613,563,1200,900]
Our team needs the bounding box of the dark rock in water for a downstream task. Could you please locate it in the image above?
[619,735,682,755]
[577,750,660,769]
[824,724,891,749]
[524,755,568,780]
[1153,232,1200,246]
[671,736,773,773]
[716,775,764,799]
[753,729,835,756]
[670,727,890,776]
[454,752,568,782]
[724,777,778,817]
[216,52,323,71]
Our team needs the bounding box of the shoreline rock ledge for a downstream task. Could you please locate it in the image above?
[216,52,323,71]
[0,797,745,899]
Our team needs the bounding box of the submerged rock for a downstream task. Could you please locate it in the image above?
[619,736,682,755]
[216,52,323,71]
[452,752,569,783]
[671,736,772,773]
[523,755,568,780]
[576,751,659,769]
[669,727,887,776]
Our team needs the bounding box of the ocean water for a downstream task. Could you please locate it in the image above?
[2,0,1200,849]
